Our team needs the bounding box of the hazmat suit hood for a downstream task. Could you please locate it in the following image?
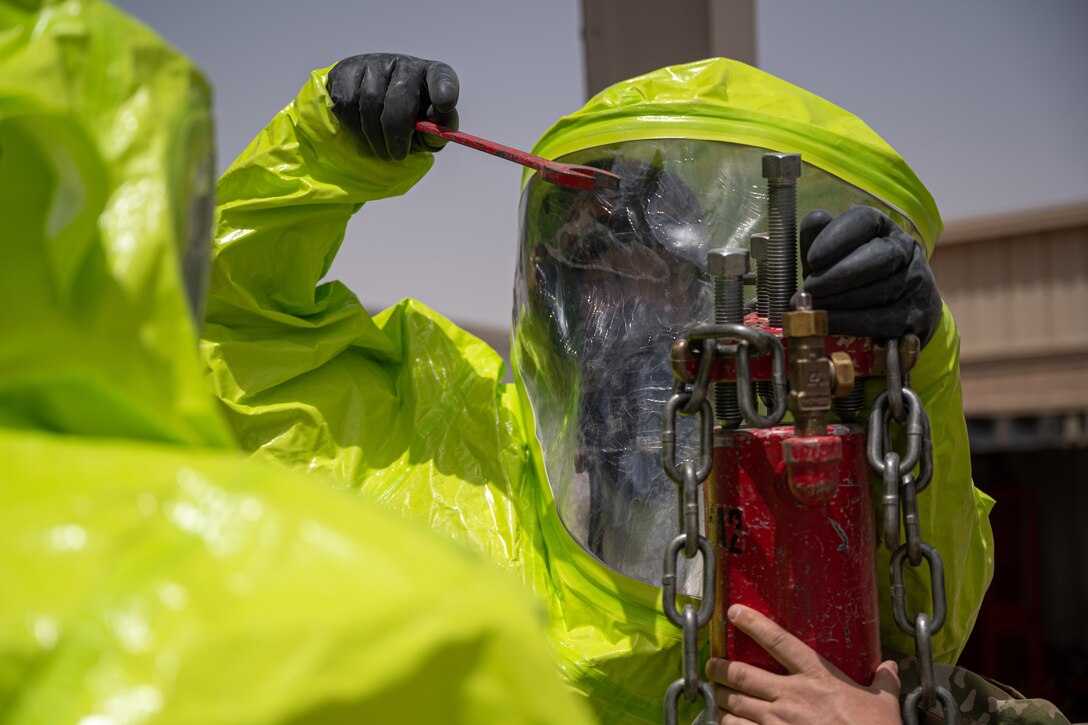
[512,58,991,664]
[0,0,232,447]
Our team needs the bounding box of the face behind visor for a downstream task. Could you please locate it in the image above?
[532,159,710,582]
[513,138,917,595]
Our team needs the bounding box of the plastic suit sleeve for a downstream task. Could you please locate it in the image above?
[205,64,431,434]
[876,304,995,663]
[207,83,691,719]
[207,64,430,365]
[0,430,595,725]
[203,68,543,583]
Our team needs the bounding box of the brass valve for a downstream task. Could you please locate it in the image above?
[781,293,859,437]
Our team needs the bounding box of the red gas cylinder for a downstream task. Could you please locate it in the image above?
[705,424,880,685]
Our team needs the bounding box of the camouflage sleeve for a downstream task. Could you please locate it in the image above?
[894,654,1070,724]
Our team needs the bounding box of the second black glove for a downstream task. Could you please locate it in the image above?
[327,53,459,161]
[801,205,943,347]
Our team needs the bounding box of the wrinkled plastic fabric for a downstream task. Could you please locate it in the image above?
[0,0,230,446]
[0,3,596,723]
[202,57,993,723]
[514,139,921,595]
[0,432,597,725]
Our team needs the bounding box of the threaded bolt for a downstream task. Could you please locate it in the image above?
[762,153,801,328]
[750,233,770,321]
[834,380,866,423]
[708,248,748,428]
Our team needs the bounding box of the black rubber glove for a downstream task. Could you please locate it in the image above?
[327,53,459,161]
[801,206,943,347]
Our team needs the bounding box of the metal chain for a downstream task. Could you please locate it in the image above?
[684,322,789,428]
[867,337,956,725]
[662,338,718,725]
[663,330,952,722]
[662,330,788,724]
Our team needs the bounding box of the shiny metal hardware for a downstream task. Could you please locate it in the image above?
[869,339,956,724]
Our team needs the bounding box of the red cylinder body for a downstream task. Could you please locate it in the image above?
[706,424,880,685]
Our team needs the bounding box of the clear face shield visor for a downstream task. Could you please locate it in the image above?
[512,139,920,596]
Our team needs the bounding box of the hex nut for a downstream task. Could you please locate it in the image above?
[781,309,827,338]
[707,249,750,277]
[830,351,856,398]
[762,153,802,180]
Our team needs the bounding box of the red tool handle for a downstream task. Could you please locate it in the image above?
[415,120,619,191]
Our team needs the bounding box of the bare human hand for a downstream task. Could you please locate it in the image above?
[705,604,901,725]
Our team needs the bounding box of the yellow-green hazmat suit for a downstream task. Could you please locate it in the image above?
[204,52,995,724]
[0,2,597,723]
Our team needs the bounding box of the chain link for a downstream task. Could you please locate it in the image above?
[916,414,934,494]
[886,337,906,423]
[880,452,901,552]
[890,543,948,636]
[662,534,716,628]
[900,471,924,567]
[867,388,924,477]
[683,604,700,700]
[735,340,788,427]
[870,339,957,724]
[662,356,718,725]
[680,338,716,416]
[904,686,959,725]
[679,462,702,559]
[662,393,713,485]
[664,681,717,725]
[912,612,937,706]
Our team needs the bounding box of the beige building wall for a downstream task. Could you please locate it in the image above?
[935,203,1088,418]
[582,0,756,97]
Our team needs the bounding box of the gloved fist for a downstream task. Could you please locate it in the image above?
[327,53,459,160]
[801,206,942,347]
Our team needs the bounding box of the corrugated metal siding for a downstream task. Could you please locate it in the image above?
[932,202,1088,416]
